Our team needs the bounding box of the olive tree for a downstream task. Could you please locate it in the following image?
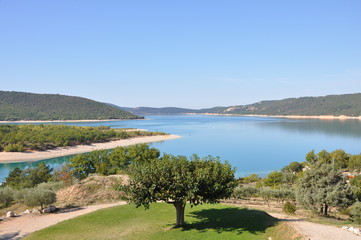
[296,163,354,216]
[128,154,236,227]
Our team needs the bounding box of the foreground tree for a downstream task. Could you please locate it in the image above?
[296,163,354,216]
[128,154,236,227]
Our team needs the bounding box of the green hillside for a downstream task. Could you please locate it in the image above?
[119,93,361,117]
[0,91,142,121]
[219,93,361,116]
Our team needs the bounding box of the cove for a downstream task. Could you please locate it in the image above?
[1,114,361,181]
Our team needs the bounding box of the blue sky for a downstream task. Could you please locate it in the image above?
[0,0,360,108]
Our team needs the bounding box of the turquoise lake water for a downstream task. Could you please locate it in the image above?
[1,115,361,181]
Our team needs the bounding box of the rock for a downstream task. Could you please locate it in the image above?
[42,206,58,213]
[49,205,57,212]
[348,227,354,232]
[342,226,349,230]
[32,209,41,214]
[353,228,361,235]
[5,211,15,218]
[22,209,31,214]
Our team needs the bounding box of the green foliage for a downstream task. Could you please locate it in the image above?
[351,202,361,224]
[52,163,74,186]
[348,154,361,171]
[281,161,303,174]
[71,144,160,179]
[273,188,296,203]
[296,163,354,216]
[259,188,275,206]
[36,182,64,192]
[3,143,24,152]
[305,149,349,169]
[0,124,162,152]
[283,201,296,214]
[21,187,56,209]
[350,175,361,201]
[0,91,141,121]
[0,186,15,207]
[239,174,260,183]
[262,171,285,188]
[129,154,237,226]
[4,163,53,189]
[232,186,259,200]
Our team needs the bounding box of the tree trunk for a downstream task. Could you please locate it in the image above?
[173,202,186,227]
[324,203,328,216]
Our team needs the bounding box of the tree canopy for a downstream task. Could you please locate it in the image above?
[128,154,237,227]
[4,163,53,189]
[71,144,160,179]
[296,163,354,216]
[0,124,165,152]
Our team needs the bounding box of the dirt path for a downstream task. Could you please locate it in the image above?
[0,201,127,240]
[269,212,360,240]
[224,201,360,240]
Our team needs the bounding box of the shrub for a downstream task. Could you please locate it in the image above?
[4,143,24,152]
[351,202,361,224]
[37,182,64,191]
[259,188,275,206]
[233,186,259,200]
[23,187,56,209]
[283,201,296,214]
[0,187,15,207]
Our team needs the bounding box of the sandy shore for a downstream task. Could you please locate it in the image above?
[0,201,127,240]
[0,135,181,163]
[201,113,361,120]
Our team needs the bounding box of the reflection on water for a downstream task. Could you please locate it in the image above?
[258,118,361,138]
[1,115,361,180]
[0,155,74,182]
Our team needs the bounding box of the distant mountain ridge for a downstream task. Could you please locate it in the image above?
[119,93,361,117]
[0,91,142,121]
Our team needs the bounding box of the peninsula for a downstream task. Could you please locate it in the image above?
[0,134,180,163]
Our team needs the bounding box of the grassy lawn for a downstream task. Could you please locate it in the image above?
[24,203,297,240]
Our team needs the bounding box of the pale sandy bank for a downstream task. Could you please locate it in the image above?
[0,135,181,163]
[202,113,361,120]
[0,201,127,240]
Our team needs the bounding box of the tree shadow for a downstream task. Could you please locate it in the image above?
[0,231,21,240]
[181,207,279,235]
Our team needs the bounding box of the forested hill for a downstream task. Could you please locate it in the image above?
[0,91,142,121]
[120,93,361,117]
[219,93,361,116]
[116,106,228,115]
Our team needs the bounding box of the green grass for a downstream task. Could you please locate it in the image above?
[24,203,289,240]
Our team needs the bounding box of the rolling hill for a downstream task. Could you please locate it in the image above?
[119,93,361,117]
[0,91,142,121]
[219,93,361,116]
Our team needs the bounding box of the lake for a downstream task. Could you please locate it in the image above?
[1,114,361,181]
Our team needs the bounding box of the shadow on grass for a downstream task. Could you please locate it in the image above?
[182,207,279,235]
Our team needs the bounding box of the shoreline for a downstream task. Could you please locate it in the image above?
[200,113,361,120]
[0,119,146,123]
[0,135,181,163]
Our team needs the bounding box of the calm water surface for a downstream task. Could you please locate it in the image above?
[1,115,361,180]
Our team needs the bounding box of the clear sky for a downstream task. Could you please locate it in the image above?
[0,0,360,108]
